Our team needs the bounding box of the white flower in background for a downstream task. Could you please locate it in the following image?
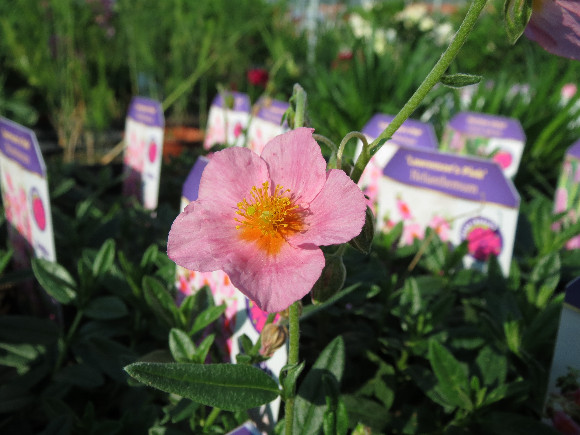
[349,13,372,39]
[395,3,429,28]
[418,16,435,32]
[431,22,454,46]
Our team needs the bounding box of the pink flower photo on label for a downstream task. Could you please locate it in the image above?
[402,222,425,245]
[466,226,502,261]
[396,198,413,220]
[429,215,450,242]
[168,128,367,313]
[148,140,157,163]
[492,151,513,170]
[31,191,46,231]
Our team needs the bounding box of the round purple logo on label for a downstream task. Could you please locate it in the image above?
[460,216,502,262]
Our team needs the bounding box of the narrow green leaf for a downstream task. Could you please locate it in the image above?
[0,315,59,344]
[84,296,128,320]
[280,361,306,400]
[142,276,178,327]
[295,336,345,435]
[190,304,227,336]
[428,340,472,410]
[124,362,279,411]
[503,0,533,44]
[31,258,77,304]
[440,73,483,88]
[194,334,215,364]
[169,328,196,362]
[92,239,116,278]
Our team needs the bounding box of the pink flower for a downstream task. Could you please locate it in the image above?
[566,234,580,249]
[167,128,367,313]
[429,215,450,241]
[562,83,578,101]
[247,68,269,87]
[402,222,425,245]
[466,227,502,261]
[233,122,243,138]
[525,0,580,61]
[492,151,513,169]
[397,198,413,220]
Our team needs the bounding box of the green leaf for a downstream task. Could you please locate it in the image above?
[503,0,533,44]
[440,73,483,88]
[31,258,77,304]
[194,334,215,364]
[428,340,472,411]
[142,276,178,328]
[295,336,345,435]
[475,346,507,387]
[124,362,279,411]
[169,328,196,363]
[0,385,34,413]
[54,363,105,389]
[280,361,306,400]
[190,304,226,336]
[92,239,116,278]
[84,296,128,320]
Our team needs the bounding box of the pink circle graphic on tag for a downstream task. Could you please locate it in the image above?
[31,189,46,231]
[148,140,157,163]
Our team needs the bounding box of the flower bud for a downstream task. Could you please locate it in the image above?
[311,251,346,304]
[259,323,288,357]
[349,206,375,254]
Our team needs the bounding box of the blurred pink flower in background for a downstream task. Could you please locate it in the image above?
[396,198,413,220]
[247,68,269,88]
[551,409,580,434]
[554,187,569,213]
[429,215,450,241]
[562,83,578,102]
[402,222,425,245]
[525,0,580,61]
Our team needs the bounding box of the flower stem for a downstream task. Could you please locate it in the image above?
[350,0,489,184]
[203,407,221,432]
[284,301,301,435]
[292,83,307,129]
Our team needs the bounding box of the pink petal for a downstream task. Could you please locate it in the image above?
[260,128,327,205]
[525,0,580,61]
[223,241,325,313]
[168,200,238,272]
[290,169,367,247]
[198,147,270,211]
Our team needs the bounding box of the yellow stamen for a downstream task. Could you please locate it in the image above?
[235,181,304,254]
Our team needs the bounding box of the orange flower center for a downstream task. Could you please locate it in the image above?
[235,181,304,255]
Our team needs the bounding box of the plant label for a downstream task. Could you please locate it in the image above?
[204,91,251,149]
[378,147,520,276]
[246,97,289,155]
[543,278,580,432]
[0,117,56,268]
[122,97,164,210]
[226,421,261,435]
[176,157,287,427]
[440,111,525,179]
[553,140,580,249]
[354,113,438,213]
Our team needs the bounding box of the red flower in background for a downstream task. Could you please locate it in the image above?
[525,0,580,61]
[247,68,269,87]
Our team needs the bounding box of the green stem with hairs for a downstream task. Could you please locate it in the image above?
[285,301,301,435]
[350,0,489,184]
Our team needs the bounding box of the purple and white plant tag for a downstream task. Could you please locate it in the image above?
[440,112,525,179]
[553,140,580,249]
[247,97,289,155]
[378,147,520,276]
[353,113,438,213]
[0,117,56,269]
[122,97,164,210]
[542,278,580,432]
[204,91,251,150]
[175,157,286,428]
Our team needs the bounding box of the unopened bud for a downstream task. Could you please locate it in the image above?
[349,206,375,254]
[311,251,346,304]
[259,323,288,357]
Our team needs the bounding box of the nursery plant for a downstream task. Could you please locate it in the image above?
[1,0,580,434]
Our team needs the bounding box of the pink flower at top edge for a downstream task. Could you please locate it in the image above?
[525,0,580,61]
[247,68,269,87]
[167,128,367,313]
